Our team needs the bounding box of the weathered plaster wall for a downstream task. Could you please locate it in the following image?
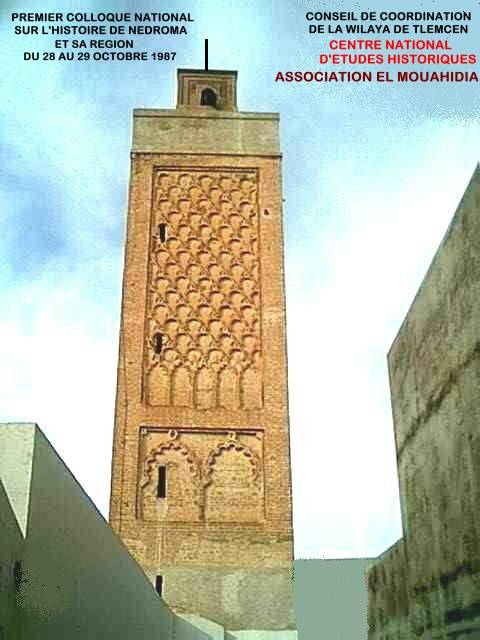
[367,166,480,639]
[367,540,410,639]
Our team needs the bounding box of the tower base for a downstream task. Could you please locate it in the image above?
[162,566,296,631]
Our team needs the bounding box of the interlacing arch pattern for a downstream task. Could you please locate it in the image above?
[144,168,263,410]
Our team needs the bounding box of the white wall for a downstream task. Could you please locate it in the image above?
[0,423,178,639]
[0,479,23,638]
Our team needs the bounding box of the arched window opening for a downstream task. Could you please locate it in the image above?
[200,88,217,108]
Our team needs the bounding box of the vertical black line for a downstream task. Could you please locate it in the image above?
[158,223,167,243]
[204,38,209,71]
[157,466,166,498]
[155,575,163,596]
[154,333,163,355]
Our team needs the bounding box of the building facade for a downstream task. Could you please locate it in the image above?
[109,69,296,631]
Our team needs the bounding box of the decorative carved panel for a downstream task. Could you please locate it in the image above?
[139,428,264,524]
[144,168,262,410]
[204,433,263,523]
[140,434,202,522]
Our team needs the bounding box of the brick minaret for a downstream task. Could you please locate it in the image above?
[109,69,295,631]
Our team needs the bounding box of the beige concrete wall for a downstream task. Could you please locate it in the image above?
[0,423,35,537]
[367,166,480,638]
[0,423,182,639]
[0,479,23,638]
[19,424,176,638]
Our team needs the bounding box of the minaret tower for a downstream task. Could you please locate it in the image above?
[109,68,295,632]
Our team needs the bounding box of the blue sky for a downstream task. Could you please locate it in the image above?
[1,0,479,558]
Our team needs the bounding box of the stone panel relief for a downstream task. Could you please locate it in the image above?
[139,429,264,523]
[204,432,263,523]
[144,168,262,410]
[140,433,202,522]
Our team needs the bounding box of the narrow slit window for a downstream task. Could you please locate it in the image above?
[157,466,167,498]
[155,575,163,597]
[158,223,167,243]
[154,332,163,354]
